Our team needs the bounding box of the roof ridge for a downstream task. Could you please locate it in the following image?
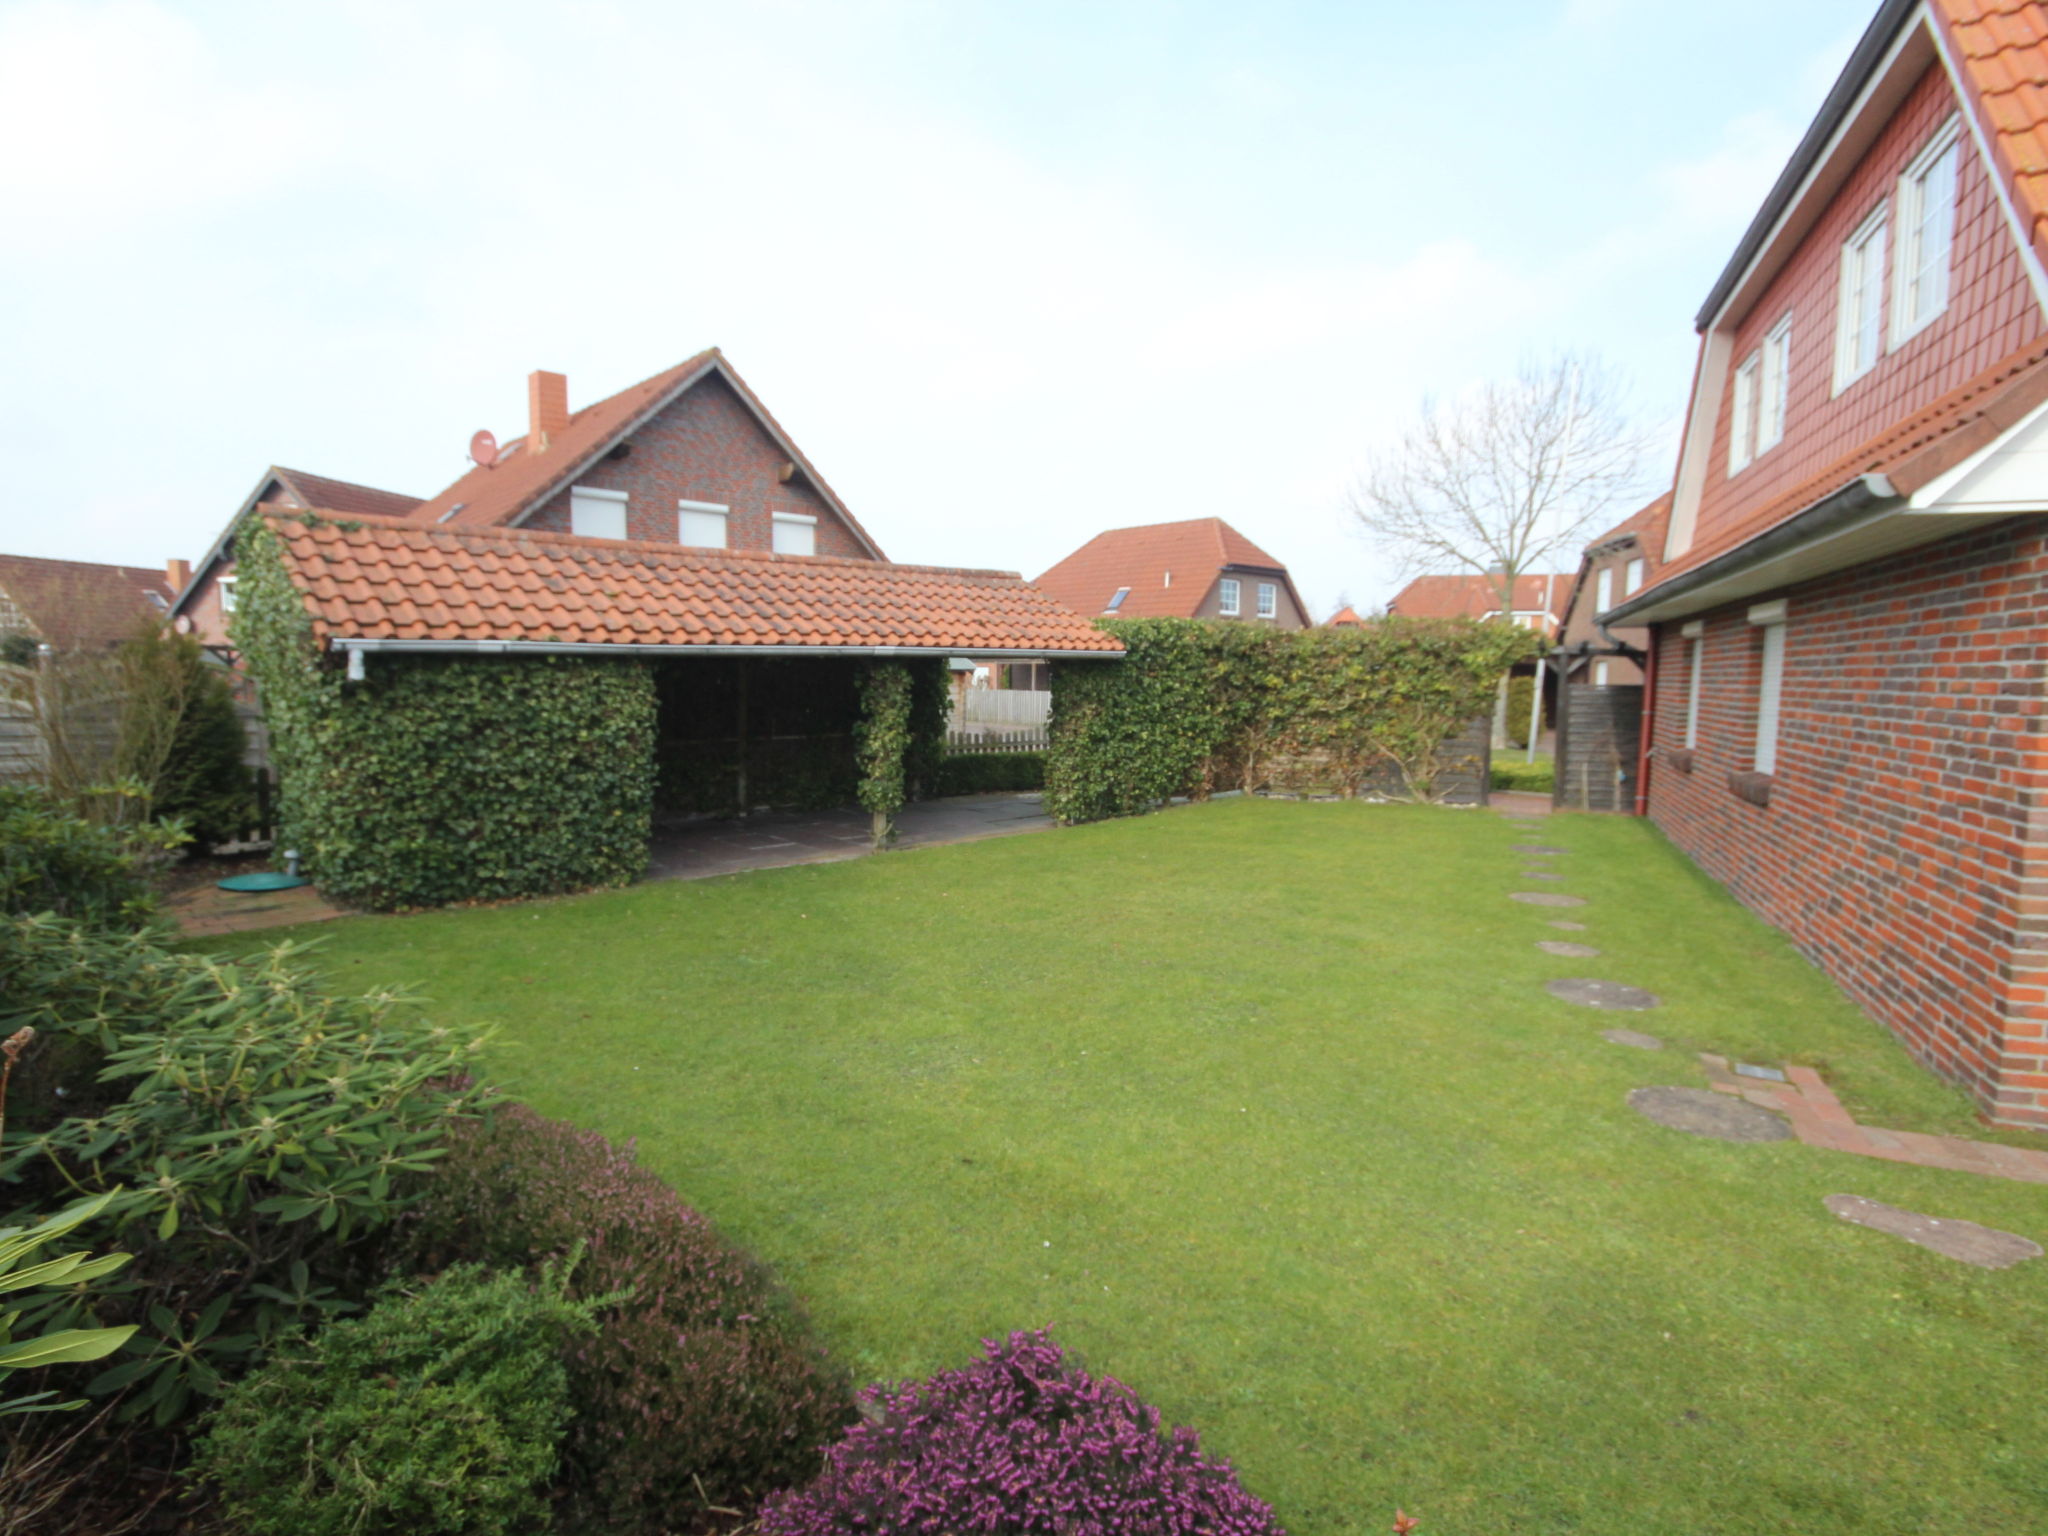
[273,466,424,502]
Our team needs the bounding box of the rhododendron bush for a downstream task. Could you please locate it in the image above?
[760,1329,1283,1536]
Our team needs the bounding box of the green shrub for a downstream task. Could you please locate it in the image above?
[231,514,657,910]
[0,784,172,929]
[1046,617,1538,822]
[0,913,490,1426]
[0,1192,136,1418]
[401,1105,853,1528]
[1491,755,1556,794]
[1505,674,1543,749]
[935,750,1045,796]
[134,633,250,846]
[192,1260,598,1536]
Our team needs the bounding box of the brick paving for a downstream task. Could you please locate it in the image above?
[1701,1054,2048,1184]
[1491,790,1553,817]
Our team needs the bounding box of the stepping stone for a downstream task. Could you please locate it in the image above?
[1511,892,1586,907]
[1521,869,1565,880]
[1548,920,1588,931]
[1537,940,1600,957]
[1602,1027,1664,1050]
[1733,1062,1786,1082]
[1547,977,1660,1010]
[1512,844,1568,856]
[1822,1194,2042,1269]
[1629,1085,1792,1142]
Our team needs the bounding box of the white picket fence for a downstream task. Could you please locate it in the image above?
[956,688,1051,728]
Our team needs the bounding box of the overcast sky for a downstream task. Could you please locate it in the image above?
[1,0,1875,618]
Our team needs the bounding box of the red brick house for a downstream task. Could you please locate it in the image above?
[1550,497,1672,811]
[1033,518,1309,629]
[1602,0,2048,1127]
[1385,572,1570,637]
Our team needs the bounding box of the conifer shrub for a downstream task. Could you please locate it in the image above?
[191,1260,598,1536]
[760,1329,1284,1536]
[401,1104,854,1526]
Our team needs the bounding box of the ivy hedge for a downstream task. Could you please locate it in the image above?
[1044,617,1539,823]
[233,516,657,910]
[934,750,1045,796]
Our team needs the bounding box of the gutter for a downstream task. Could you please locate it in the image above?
[1600,474,1896,628]
[329,636,1125,680]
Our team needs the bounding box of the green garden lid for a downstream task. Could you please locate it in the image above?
[216,872,312,893]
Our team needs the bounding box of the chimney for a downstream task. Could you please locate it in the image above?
[166,558,191,592]
[528,370,570,453]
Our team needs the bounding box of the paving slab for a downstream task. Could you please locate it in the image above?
[1547,920,1589,931]
[1511,892,1587,908]
[1537,940,1601,957]
[1520,869,1565,880]
[1512,844,1569,856]
[1823,1194,2042,1269]
[645,794,1053,882]
[1547,977,1660,1010]
[1602,1028,1664,1050]
[1630,1085,1792,1142]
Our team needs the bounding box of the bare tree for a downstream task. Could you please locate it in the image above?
[1347,351,1656,745]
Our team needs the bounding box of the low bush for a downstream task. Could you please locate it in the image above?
[1505,673,1546,749]
[0,913,490,1426]
[192,1259,599,1536]
[934,750,1045,796]
[401,1104,854,1526]
[760,1329,1283,1536]
[0,784,174,929]
[1491,755,1556,794]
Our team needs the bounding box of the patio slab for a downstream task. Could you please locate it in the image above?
[645,793,1054,882]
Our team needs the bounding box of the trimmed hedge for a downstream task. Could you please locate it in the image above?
[233,515,657,910]
[1046,617,1538,822]
[935,750,1045,796]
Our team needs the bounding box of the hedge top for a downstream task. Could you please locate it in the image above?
[255,510,1124,658]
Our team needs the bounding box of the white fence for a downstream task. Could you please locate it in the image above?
[956,688,1051,728]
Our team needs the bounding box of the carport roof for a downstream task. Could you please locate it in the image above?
[261,510,1124,656]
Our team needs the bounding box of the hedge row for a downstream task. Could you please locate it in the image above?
[1045,617,1538,823]
[935,750,1045,796]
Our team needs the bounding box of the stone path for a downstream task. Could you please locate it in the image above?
[1823,1194,2041,1269]
[1492,790,1552,817]
[1548,977,1661,1010]
[1700,1054,2048,1184]
[1630,1084,1794,1142]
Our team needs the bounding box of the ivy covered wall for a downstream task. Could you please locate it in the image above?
[1044,617,1538,823]
[232,516,657,911]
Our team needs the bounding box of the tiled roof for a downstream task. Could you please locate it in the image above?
[1584,494,1672,557]
[1938,1,2048,262]
[0,554,169,649]
[1033,517,1294,619]
[265,511,1122,654]
[1643,338,2048,592]
[1387,572,1570,620]
[273,468,423,520]
[1325,605,1365,627]
[407,351,887,558]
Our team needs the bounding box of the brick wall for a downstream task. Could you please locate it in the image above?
[1694,63,2047,557]
[1646,515,2048,1127]
[523,373,877,559]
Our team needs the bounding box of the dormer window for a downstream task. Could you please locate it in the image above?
[1834,205,1888,392]
[1104,586,1130,612]
[1893,116,1961,345]
[1219,578,1241,616]
[1257,583,1277,619]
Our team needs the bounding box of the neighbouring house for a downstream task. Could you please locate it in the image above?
[1325,605,1366,627]
[1033,518,1310,630]
[1601,0,2048,1128]
[1384,572,1570,636]
[1549,495,1671,810]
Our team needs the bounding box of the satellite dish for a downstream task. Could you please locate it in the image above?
[469,429,500,468]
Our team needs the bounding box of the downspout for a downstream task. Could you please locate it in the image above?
[1633,625,1658,816]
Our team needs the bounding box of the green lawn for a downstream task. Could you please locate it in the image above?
[201,800,2048,1534]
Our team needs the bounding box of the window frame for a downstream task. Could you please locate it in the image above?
[1256,582,1277,619]
[1218,578,1241,616]
[1681,620,1704,750]
[1892,115,1962,348]
[1729,352,1759,473]
[569,484,629,541]
[218,575,238,614]
[1834,205,1889,394]
[1105,586,1130,613]
[1748,600,1789,775]
[771,511,818,556]
[1624,556,1646,595]
[1757,314,1791,453]
[677,498,730,549]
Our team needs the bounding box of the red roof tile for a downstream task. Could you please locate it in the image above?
[272,468,423,520]
[1387,572,1571,621]
[1325,605,1365,627]
[1940,0,2048,261]
[1033,518,1296,618]
[265,511,1122,655]
[408,351,886,559]
[0,554,169,649]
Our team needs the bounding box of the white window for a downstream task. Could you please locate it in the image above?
[1257,582,1277,619]
[1757,315,1791,451]
[1749,600,1789,774]
[218,576,238,614]
[1596,567,1614,613]
[1834,206,1888,392]
[678,499,729,548]
[1680,619,1705,750]
[1894,117,1961,345]
[1624,556,1646,595]
[771,512,816,556]
[1219,578,1241,616]
[1594,660,1611,687]
[570,485,628,540]
[1729,353,1759,473]
[1104,586,1130,612]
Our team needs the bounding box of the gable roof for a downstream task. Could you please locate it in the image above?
[1565,494,1673,629]
[408,351,889,560]
[1387,572,1570,620]
[263,511,1121,657]
[272,468,423,520]
[0,554,169,649]
[1033,517,1297,619]
[1325,605,1365,627]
